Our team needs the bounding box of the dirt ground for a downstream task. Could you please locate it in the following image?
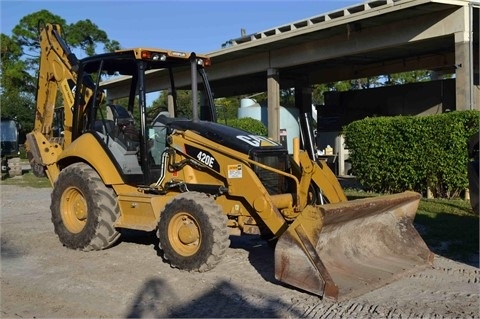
[1,184,479,318]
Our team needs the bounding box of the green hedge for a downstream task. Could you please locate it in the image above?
[224,117,268,136]
[343,110,479,198]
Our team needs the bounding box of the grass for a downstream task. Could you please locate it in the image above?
[1,171,51,188]
[345,189,479,267]
[416,198,478,264]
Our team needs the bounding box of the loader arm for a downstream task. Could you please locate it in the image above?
[297,150,347,205]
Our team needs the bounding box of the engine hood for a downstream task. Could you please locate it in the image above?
[163,118,286,155]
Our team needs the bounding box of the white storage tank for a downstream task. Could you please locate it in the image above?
[238,98,299,153]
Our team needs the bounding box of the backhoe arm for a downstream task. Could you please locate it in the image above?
[34,23,94,145]
[26,23,100,180]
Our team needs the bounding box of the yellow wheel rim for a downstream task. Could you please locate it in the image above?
[168,212,201,256]
[60,186,87,233]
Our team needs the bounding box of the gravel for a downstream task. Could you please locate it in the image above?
[1,185,479,318]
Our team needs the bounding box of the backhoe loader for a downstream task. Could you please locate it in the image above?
[26,23,434,301]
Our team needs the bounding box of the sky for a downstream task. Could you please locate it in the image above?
[1,0,360,55]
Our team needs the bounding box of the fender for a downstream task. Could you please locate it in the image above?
[57,133,123,185]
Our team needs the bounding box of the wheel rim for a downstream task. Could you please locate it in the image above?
[60,186,87,233]
[168,212,201,256]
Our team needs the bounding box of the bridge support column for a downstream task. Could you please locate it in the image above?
[454,4,479,111]
[455,31,473,110]
[267,68,280,141]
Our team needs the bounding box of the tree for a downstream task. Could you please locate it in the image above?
[12,11,120,61]
[1,11,122,134]
[0,90,36,132]
[150,90,193,120]
[11,11,66,67]
[215,97,240,123]
[1,34,36,131]
[311,72,438,105]
[312,81,354,105]
[67,19,121,56]
[0,34,33,93]
[385,70,433,85]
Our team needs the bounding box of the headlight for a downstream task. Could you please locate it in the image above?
[152,53,167,61]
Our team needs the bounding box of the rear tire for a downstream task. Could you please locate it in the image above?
[51,162,120,251]
[157,192,229,272]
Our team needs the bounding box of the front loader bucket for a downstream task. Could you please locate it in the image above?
[274,191,434,301]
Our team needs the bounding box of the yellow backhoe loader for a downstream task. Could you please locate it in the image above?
[26,23,433,301]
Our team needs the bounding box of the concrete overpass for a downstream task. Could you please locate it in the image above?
[103,0,479,142]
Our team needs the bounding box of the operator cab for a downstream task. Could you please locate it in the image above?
[93,104,142,177]
[78,48,215,186]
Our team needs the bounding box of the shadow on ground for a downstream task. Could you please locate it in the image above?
[125,276,304,318]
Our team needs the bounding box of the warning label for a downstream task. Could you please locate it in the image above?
[227,164,242,179]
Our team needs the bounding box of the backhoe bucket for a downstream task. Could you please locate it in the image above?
[274,191,434,301]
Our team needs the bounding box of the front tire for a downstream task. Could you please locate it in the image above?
[158,192,229,272]
[51,162,120,251]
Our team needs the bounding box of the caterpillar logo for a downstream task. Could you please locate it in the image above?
[236,135,280,147]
